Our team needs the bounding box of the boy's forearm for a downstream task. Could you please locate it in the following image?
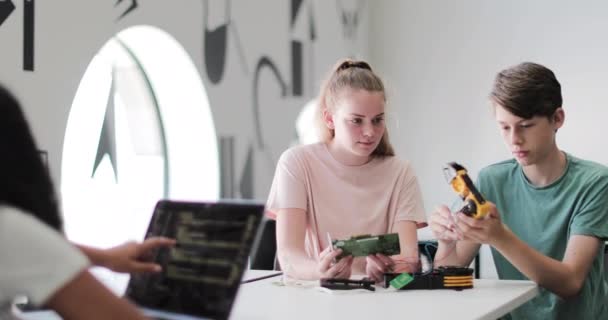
[491,229,582,299]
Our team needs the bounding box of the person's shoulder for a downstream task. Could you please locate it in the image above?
[568,154,608,172]
[479,158,518,179]
[280,142,321,158]
[0,205,61,241]
[376,154,409,165]
[568,154,608,182]
[0,205,67,251]
[374,155,417,177]
[278,142,326,166]
[0,205,35,224]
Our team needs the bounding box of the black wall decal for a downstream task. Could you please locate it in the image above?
[1,1,35,71]
[291,41,303,96]
[337,0,363,39]
[308,4,316,41]
[204,24,227,83]
[290,0,304,27]
[92,69,118,181]
[239,143,254,199]
[115,0,138,20]
[202,1,323,198]
[0,0,15,26]
[341,11,358,38]
[23,0,34,71]
[203,0,248,84]
[250,0,318,153]
[252,57,288,149]
[219,136,236,198]
[289,0,316,96]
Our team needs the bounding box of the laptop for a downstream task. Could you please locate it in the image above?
[125,200,265,320]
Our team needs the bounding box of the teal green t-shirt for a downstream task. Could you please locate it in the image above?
[477,154,608,320]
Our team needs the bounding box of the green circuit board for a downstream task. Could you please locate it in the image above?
[332,233,400,260]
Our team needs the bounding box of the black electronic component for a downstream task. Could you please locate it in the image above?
[383,266,474,290]
[320,278,376,291]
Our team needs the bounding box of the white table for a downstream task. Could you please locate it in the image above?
[230,271,539,320]
[241,269,283,283]
[18,270,538,320]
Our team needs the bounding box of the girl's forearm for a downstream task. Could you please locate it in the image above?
[277,248,320,280]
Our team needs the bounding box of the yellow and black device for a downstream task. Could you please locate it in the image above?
[443,162,491,219]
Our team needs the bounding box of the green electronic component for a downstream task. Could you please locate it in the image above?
[390,272,414,289]
[332,233,400,260]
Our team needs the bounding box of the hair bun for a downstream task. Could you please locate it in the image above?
[337,60,372,72]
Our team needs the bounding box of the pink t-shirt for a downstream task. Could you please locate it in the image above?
[266,143,427,273]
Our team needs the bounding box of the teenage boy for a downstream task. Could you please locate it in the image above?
[430,62,608,319]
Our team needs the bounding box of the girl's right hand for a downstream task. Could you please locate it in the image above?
[365,253,395,283]
[429,205,463,244]
[318,247,353,279]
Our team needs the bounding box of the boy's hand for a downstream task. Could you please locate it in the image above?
[455,202,508,246]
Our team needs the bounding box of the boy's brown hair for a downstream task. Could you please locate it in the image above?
[490,62,562,119]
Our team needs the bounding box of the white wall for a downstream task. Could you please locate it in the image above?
[0,0,370,201]
[370,0,608,277]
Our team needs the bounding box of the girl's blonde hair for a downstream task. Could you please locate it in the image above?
[315,58,395,157]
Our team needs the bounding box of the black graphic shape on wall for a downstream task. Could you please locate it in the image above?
[239,143,254,199]
[289,0,317,97]
[337,0,363,39]
[308,4,316,41]
[341,11,358,38]
[115,0,138,20]
[1,1,35,71]
[291,0,316,40]
[219,136,236,198]
[307,2,317,93]
[252,57,287,149]
[204,23,227,83]
[0,0,15,26]
[92,70,118,181]
[290,0,304,27]
[291,41,303,96]
[23,0,34,71]
[203,0,248,84]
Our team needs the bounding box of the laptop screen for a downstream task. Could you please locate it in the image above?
[125,200,264,320]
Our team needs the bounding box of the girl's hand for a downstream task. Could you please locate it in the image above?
[365,253,395,283]
[318,247,354,279]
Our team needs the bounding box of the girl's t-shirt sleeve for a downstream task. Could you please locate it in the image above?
[265,148,308,219]
[394,162,427,228]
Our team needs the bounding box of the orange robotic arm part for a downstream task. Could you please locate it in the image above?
[443,162,491,219]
